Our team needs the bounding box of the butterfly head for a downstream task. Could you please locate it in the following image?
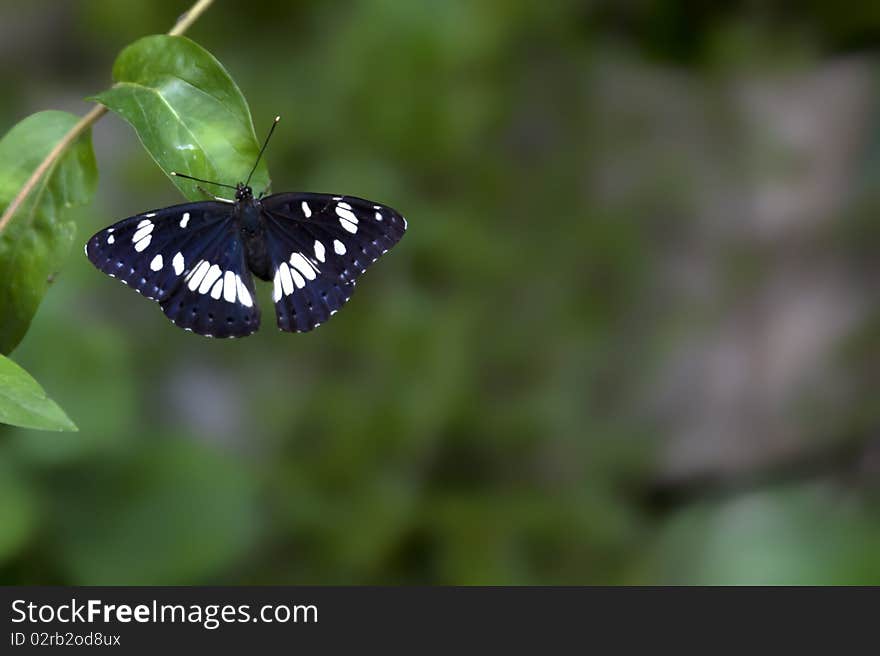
[234,182,263,240]
[235,183,254,202]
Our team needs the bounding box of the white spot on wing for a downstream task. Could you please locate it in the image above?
[314,240,325,262]
[172,252,185,276]
[272,270,282,302]
[187,260,209,290]
[199,264,222,294]
[134,234,152,252]
[180,212,190,228]
[223,271,236,303]
[132,223,154,243]
[290,252,316,280]
[236,276,253,307]
[375,211,382,221]
[336,204,358,224]
[291,268,305,289]
[144,213,156,218]
[107,234,115,244]
[279,262,293,295]
[340,220,357,234]
[150,254,164,271]
[137,219,152,229]
[333,239,346,255]
[210,277,224,300]
[301,201,312,218]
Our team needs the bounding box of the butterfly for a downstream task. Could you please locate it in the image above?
[84,118,407,338]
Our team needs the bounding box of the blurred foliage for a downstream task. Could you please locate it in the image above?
[1,0,880,585]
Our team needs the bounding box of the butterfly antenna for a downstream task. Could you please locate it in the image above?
[245,115,280,187]
[169,171,237,190]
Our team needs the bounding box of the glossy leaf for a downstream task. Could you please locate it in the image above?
[0,354,77,432]
[92,35,271,201]
[0,110,97,354]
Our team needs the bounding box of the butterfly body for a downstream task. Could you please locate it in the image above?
[86,183,407,338]
[234,186,273,281]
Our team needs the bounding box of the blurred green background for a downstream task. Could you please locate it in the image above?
[3,0,880,585]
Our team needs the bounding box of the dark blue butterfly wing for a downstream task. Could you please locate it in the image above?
[85,202,261,338]
[260,192,407,332]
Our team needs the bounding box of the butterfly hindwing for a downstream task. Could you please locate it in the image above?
[260,192,407,332]
[159,222,261,338]
[86,202,260,338]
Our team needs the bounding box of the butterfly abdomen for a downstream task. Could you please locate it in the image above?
[242,229,272,281]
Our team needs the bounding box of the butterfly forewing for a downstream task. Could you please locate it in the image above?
[86,202,261,338]
[260,193,407,332]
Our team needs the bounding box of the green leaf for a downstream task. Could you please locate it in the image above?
[92,35,271,201]
[0,353,77,431]
[0,110,98,354]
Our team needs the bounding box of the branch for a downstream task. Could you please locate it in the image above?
[0,0,216,236]
[169,0,215,37]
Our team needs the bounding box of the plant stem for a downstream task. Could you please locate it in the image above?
[0,0,216,237]
[0,105,107,236]
[169,0,215,37]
